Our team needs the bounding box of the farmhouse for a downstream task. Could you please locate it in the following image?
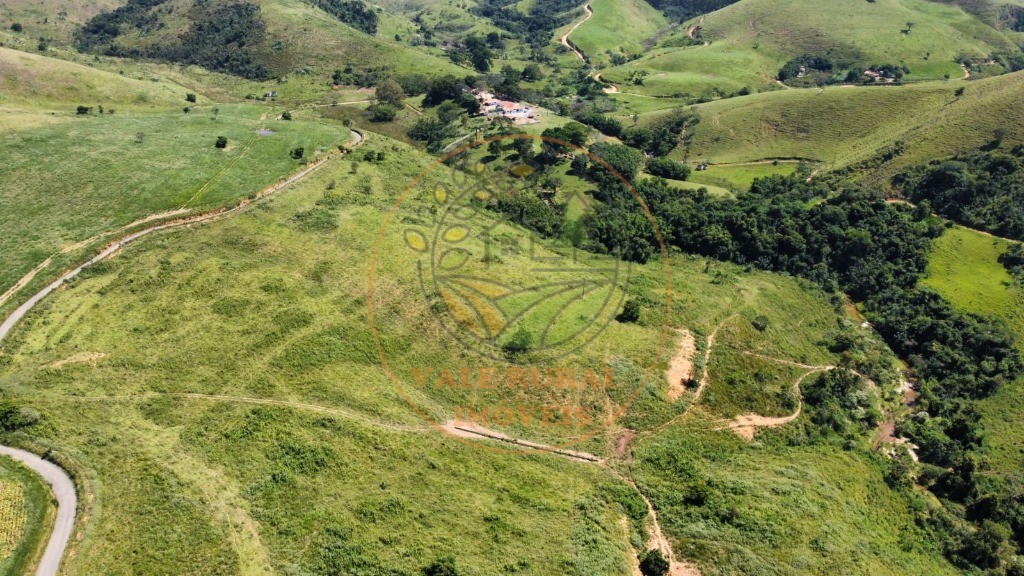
[473,89,540,124]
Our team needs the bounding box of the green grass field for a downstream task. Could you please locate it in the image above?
[0,101,350,310]
[0,456,52,575]
[921,225,1024,478]
[566,0,668,67]
[630,420,956,575]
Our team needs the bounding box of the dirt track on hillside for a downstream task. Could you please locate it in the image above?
[560,3,593,62]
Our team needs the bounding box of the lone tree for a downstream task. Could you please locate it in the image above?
[375,78,406,107]
[215,136,228,149]
[502,327,533,357]
[10,23,23,33]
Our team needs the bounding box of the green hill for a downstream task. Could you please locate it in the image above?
[599,0,1018,98]
[70,0,468,80]
[665,70,1024,175]
[0,46,194,108]
[563,0,669,66]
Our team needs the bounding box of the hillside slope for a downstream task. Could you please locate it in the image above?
[600,0,1018,97]
[671,70,1024,173]
[70,0,468,79]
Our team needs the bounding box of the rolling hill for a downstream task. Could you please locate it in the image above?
[599,0,1019,98]
[662,70,1024,175]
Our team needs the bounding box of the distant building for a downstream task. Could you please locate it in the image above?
[472,89,539,124]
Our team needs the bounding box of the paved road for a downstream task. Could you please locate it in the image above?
[0,447,76,576]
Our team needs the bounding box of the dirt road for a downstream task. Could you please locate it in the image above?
[560,4,593,62]
[0,446,76,576]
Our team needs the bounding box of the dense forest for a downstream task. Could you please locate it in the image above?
[76,0,270,79]
[896,151,1024,241]
[305,0,378,34]
[643,0,741,22]
[473,0,583,48]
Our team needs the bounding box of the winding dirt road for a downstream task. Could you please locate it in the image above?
[560,3,593,62]
[0,446,76,576]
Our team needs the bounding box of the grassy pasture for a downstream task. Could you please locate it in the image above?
[0,103,349,308]
[0,129,920,573]
[567,0,668,67]
[921,225,1024,477]
[0,47,195,108]
[687,162,797,192]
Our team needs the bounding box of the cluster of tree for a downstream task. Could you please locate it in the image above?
[473,0,581,49]
[869,288,1021,403]
[304,0,377,34]
[570,107,623,137]
[895,151,1024,241]
[0,401,40,432]
[75,0,169,51]
[620,110,698,157]
[77,0,270,79]
[449,34,493,72]
[331,65,393,88]
[1000,243,1024,282]
[646,157,690,180]
[643,0,740,22]
[777,55,835,81]
[803,369,881,436]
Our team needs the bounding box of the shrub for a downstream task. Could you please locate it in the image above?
[215,136,228,148]
[290,147,304,159]
[367,103,397,122]
[639,549,669,576]
[618,299,641,323]
[10,23,23,33]
[282,110,293,121]
[423,556,458,576]
[186,93,197,103]
[752,315,770,331]
[76,105,92,115]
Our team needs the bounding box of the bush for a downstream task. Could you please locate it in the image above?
[618,299,641,323]
[423,556,458,576]
[647,157,690,180]
[290,147,305,160]
[367,103,397,122]
[10,23,23,33]
[186,93,197,103]
[215,136,228,149]
[76,105,92,115]
[502,327,533,357]
[639,549,669,576]
[282,110,293,121]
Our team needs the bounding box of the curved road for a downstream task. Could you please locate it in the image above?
[0,447,76,576]
[0,129,364,575]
